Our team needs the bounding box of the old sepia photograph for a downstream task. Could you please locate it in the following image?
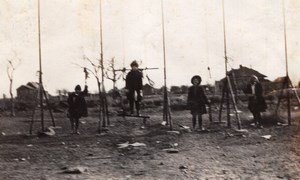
[0,0,300,179]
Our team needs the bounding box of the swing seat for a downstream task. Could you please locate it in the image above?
[117,113,150,119]
[117,113,150,125]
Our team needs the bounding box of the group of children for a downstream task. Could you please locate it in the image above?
[67,61,267,134]
[187,74,267,130]
[66,60,143,134]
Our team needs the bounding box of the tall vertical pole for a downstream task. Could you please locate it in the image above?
[99,0,109,126]
[282,0,291,125]
[222,0,228,74]
[161,0,172,130]
[121,9,126,69]
[37,0,44,131]
[100,0,104,89]
[221,0,230,127]
[161,0,167,97]
[99,0,105,127]
[282,0,288,78]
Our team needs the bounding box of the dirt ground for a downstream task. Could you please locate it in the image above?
[0,105,299,179]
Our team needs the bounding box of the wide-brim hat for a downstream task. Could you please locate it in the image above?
[191,75,202,84]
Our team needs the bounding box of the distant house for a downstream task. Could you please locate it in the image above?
[16,82,50,103]
[17,82,38,102]
[143,83,157,96]
[271,76,286,90]
[0,94,8,110]
[170,86,181,94]
[264,76,296,94]
[180,85,189,94]
[215,65,270,93]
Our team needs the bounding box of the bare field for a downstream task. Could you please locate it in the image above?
[0,106,299,179]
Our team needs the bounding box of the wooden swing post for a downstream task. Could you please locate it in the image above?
[161,0,172,130]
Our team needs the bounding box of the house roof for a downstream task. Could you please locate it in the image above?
[229,65,267,78]
[273,76,286,83]
[143,83,154,88]
[17,82,39,91]
[27,82,39,89]
[219,65,268,82]
[17,85,36,90]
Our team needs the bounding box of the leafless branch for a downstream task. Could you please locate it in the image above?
[72,63,97,78]
[105,71,114,81]
[83,55,97,68]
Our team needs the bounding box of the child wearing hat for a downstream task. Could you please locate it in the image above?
[67,85,88,134]
[187,75,210,130]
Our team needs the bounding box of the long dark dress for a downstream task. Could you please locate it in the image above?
[187,86,209,114]
[243,82,267,113]
[67,86,88,118]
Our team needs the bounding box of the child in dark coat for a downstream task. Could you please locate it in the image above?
[67,85,88,134]
[187,75,210,130]
[125,60,143,116]
[243,75,267,128]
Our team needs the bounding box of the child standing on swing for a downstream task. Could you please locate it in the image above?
[187,75,210,130]
[125,60,143,116]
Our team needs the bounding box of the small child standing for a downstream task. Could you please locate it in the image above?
[67,85,88,134]
[187,75,210,130]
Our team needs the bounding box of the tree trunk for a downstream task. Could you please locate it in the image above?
[9,79,15,116]
[101,91,106,127]
[97,79,102,133]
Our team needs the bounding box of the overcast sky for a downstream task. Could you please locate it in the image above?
[1,0,300,96]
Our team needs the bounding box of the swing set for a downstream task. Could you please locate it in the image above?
[29,0,299,134]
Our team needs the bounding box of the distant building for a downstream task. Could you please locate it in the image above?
[264,76,296,94]
[143,83,158,96]
[170,86,181,94]
[16,82,50,103]
[271,76,286,90]
[180,85,189,94]
[17,82,38,101]
[215,65,270,93]
[0,94,8,110]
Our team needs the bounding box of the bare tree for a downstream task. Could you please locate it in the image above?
[56,89,61,95]
[62,89,68,96]
[56,89,62,102]
[76,54,109,132]
[105,57,122,92]
[56,89,68,96]
[6,58,21,116]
